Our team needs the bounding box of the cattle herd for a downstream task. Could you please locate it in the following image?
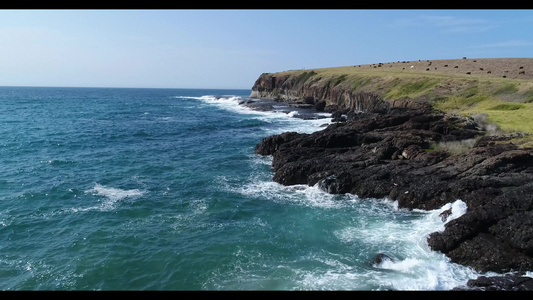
[354,57,533,80]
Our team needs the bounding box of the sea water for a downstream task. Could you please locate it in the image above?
[0,86,487,290]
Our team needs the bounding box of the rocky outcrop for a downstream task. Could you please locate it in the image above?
[254,104,533,290]
[250,72,418,113]
[250,61,533,289]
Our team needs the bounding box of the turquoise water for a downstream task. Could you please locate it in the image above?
[0,87,483,290]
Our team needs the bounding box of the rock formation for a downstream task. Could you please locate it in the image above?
[254,105,533,289]
[250,63,533,290]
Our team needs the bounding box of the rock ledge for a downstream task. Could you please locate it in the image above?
[254,104,533,290]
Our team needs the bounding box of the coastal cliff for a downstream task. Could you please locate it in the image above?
[250,58,533,290]
[250,58,533,133]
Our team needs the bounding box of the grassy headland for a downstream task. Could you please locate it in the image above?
[265,58,533,137]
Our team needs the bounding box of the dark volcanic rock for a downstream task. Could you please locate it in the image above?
[455,274,533,291]
[254,105,533,289]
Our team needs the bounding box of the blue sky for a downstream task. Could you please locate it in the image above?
[0,9,531,89]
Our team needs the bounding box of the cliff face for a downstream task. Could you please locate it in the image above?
[250,72,396,113]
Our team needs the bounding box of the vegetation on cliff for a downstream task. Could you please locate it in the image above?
[251,58,533,138]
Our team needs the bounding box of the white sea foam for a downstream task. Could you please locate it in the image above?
[379,257,423,273]
[235,179,356,209]
[87,183,144,201]
[233,172,480,289]
[176,95,249,114]
[355,199,479,290]
[180,94,332,134]
[77,183,145,212]
[233,165,398,211]
[287,110,299,117]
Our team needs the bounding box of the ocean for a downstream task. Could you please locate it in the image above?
[0,86,487,290]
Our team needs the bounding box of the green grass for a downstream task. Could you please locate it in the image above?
[434,95,489,111]
[495,82,519,95]
[484,107,533,133]
[461,86,479,98]
[436,96,533,134]
[269,66,533,134]
[327,74,348,87]
[296,71,317,85]
[385,78,439,99]
[488,103,524,111]
[524,90,533,103]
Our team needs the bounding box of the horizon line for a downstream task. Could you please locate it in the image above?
[0,85,253,90]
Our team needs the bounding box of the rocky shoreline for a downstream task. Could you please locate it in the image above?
[249,100,533,291]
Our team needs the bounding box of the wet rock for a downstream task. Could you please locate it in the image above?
[455,274,533,291]
[254,105,533,290]
[371,253,394,265]
[315,100,327,112]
